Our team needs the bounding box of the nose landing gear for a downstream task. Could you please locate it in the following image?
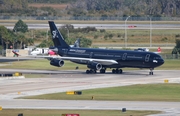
[149,68,154,75]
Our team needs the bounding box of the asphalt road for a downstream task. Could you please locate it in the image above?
[1,23,180,29]
[0,69,180,115]
[0,56,42,63]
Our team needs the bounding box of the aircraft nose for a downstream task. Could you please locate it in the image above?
[159,59,164,66]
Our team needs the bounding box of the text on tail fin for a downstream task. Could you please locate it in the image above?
[48,21,69,48]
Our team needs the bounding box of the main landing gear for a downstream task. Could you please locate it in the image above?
[112,68,123,74]
[85,68,123,74]
[86,68,106,74]
[86,69,97,74]
[100,68,106,73]
[149,68,154,75]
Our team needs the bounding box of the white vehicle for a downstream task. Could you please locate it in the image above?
[30,39,80,56]
[30,48,49,56]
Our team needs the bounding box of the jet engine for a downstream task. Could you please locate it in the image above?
[50,59,64,67]
[87,62,102,70]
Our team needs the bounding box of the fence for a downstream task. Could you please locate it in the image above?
[161,54,180,59]
[1,16,180,21]
[0,49,179,59]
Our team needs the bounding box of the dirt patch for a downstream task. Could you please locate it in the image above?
[28,3,68,9]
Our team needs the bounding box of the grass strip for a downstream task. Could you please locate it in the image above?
[20,84,180,102]
[1,59,180,70]
[0,109,161,116]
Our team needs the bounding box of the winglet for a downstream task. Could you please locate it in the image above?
[74,38,80,48]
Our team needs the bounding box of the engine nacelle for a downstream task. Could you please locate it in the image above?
[87,62,102,70]
[50,59,64,67]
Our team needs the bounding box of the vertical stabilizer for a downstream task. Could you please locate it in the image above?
[48,21,69,48]
[74,38,80,48]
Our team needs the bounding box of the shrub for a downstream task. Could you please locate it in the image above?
[104,34,108,39]
[108,34,113,39]
[161,37,168,41]
[100,29,106,33]
[117,34,121,37]
[175,34,180,38]
[94,35,99,39]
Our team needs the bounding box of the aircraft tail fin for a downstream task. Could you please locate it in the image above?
[48,21,69,48]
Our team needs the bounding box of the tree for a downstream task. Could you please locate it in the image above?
[0,26,10,49]
[80,38,92,47]
[13,19,28,33]
[7,29,17,49]
[37,40,53,48]
[17,34,26,49]
[26,38,34,46]
[172,39,180,54]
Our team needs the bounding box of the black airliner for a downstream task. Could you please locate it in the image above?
[48,21,164,75]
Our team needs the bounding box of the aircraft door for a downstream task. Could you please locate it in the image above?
[64,49,68,54]
[145,54,150,62]
[89,52,93,58]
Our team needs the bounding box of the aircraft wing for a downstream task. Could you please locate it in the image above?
[32,55,118,65]
[61,57,118,65]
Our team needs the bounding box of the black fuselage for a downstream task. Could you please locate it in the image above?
[58,47,164,69]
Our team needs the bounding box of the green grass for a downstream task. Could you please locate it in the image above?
[1,59,180,70]
[73,29,177,46]
[0,59,87,70]
[23,74,51,78]
[20,84,180,102]
[0,109,161,116]
[0,20,178,46]
[156,59,180,70]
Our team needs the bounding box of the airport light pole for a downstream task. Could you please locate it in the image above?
[46,29,49,41]
[147,16,152,47]
[125,16,130,48]
[65,27,69,38]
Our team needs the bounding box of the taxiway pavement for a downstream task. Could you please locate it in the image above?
[0,69,180,116]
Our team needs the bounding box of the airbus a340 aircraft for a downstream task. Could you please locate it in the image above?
[48,21,164,75]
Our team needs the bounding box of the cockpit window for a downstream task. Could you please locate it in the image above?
[154,57,162,59]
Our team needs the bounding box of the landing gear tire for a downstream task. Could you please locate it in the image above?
[100,69,106,73]
[115,69,119,73]
[149,68,154,75]
[149,72,153,75]
[86,69,97,74]
[112,69,116,73]
[86,70,90,74]
[90,69,93,73]
[119,69,123,74]
[112,69,123,74]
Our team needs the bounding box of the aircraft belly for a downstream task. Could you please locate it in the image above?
[118,60,145,68]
